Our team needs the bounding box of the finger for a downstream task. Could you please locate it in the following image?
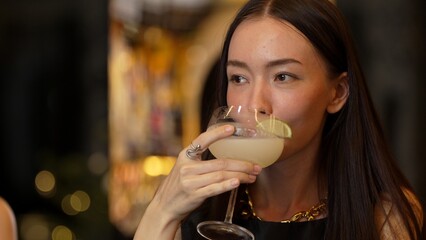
[187,124,235,154]
[180,158,262,176]
[194,178,241,199]
[181,169,257,190]
[184,142,204,160]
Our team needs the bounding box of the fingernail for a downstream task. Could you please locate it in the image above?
[230,178,239,187]
[253,165,262,174]
[225,125,234,132]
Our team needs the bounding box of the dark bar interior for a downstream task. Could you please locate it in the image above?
[0,0,425,239]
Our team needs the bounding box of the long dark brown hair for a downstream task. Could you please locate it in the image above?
[213,0,423,239]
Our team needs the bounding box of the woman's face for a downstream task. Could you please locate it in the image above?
[226,17,346,162]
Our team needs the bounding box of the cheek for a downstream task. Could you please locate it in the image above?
[226,88,245,106]
[274,89,329,124]
[273,89,330,154]
[287,100,327,136]
[226,92,235,105]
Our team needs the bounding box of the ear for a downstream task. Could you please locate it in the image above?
[327,72,349,114]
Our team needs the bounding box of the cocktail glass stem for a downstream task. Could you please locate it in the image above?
[224,188,238,223]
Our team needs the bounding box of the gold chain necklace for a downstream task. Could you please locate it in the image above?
[245,188,327,223]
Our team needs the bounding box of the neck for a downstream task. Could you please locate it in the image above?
[249,154,326,221]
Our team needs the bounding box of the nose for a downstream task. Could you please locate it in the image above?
[248,82,272,115]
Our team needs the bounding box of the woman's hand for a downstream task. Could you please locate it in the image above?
[133,124,262,240]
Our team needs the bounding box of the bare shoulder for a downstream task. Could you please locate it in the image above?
[375,188,423,239]
[0,197,18,240]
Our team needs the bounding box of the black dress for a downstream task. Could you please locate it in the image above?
[181,186,327,240]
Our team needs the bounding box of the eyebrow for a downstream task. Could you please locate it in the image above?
[227,58,302,69]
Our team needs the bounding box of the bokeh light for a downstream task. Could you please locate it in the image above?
[35,170,56,197]
[143,156,175,176]
[88,152,109,175]
[20,214,50,240]
[61,190,91,216]
[61,194,78,216]
[70,190,91,212]
[52,225,74,240]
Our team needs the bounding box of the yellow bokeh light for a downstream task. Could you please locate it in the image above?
[70,191,91,212]
[143,156,163,176]
[52,225,74,240]
[61,195,78,216]
[35,170,56,195]
[143,156,176,176]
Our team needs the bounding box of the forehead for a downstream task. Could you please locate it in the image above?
[228,16,321,65]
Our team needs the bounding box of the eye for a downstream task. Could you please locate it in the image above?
[229,75,248,84]
[275,73,296,82]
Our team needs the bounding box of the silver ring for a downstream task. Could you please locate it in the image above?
[186,143,203,160]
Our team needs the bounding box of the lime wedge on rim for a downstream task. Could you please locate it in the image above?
[257,119,292,138]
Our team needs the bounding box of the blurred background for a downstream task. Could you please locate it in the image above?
[0,0,425,239]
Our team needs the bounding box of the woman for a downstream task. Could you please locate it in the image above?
[134,0,424,239]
